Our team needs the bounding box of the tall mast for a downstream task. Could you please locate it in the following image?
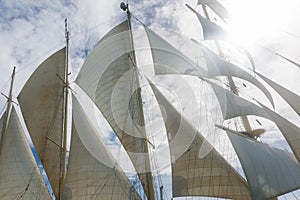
[120,2,155,199]
[201,4,253,133]
[0,67,16,153]
[59,18,70,200]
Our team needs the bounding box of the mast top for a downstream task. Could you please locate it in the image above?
[120,2,129,12]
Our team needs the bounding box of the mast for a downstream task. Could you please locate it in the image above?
[201,4,253,134]
[59,19,69,200]
[120,2,155,199]
[0,67,16,152]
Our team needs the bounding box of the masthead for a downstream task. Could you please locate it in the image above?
[120,2,128,11]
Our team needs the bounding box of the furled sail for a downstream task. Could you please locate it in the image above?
[18,47,66,197]
[209,81,300,163]
[149,81,251,199]
[76,21,154,199]
[0,107,51,200]
[197,0,229,21]
[226,129,300,199]
[63,96,140,200]
[256,71,300,116]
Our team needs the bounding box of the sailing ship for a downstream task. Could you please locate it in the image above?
[1,0,300,199]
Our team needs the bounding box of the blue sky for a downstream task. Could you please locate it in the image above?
[1,0,300,199]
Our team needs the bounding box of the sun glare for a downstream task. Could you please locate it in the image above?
[225,0,296,47]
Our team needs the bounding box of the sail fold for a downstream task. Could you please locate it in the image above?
[226,129,300,199]
[0,107,51,200]
[18,47,66,197]
[149,81,251,199]
[63,96,140,200]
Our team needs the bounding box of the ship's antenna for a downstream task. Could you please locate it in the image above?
[0,67,16,154]
[58,18,70,200]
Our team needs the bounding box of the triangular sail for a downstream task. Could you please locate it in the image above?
[202,46,274,108]
[226,129,300,199]
[63,96,140,200]
[144,26,206,76]
[0,107,51,200]
[186,4,228,40]
[149,82,251,199]
[210,81,300,163]
[18,47,66,197]
[209,81,270,120]
[256,71,300,116]
[197,0,229,21]
[187,5,256,71]
[75,21,154,199]
[257,102,300,163]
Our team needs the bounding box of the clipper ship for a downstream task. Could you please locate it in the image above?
[1,0,300,199]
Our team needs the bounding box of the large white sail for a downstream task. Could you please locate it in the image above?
[210,81,300,163]
[0,107,51,200]
[18,47,66,197]
[144,26,206,76]
[63,96,140,200]
[75,20,154,199]
[256,71,300,116]
[144,26,274,108]
[149,82,251,199]
[226,129,300,199]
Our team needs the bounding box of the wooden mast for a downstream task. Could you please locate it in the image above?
[59,18,70,200]
[120,2,155,199]
[0,67,16,153]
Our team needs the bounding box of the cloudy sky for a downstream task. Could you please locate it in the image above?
[1,0,300,199]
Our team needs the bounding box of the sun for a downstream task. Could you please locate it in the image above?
[224,0,297,47]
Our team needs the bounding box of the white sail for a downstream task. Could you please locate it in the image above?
[197,0,229,21]
[257,102,300,163]
[210,81,300,163]
[144,26,206,76]
[76,21,154,199]
[145,26,274,107]
[149,82,251,199]
[256,71,300,116]
[209,81,270,120]
[186,4,228,40]
[63,96,140,200]
[226,129,300,199]
[18,47,66,197]
[0,107,51,200]
[203,46,275,108]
